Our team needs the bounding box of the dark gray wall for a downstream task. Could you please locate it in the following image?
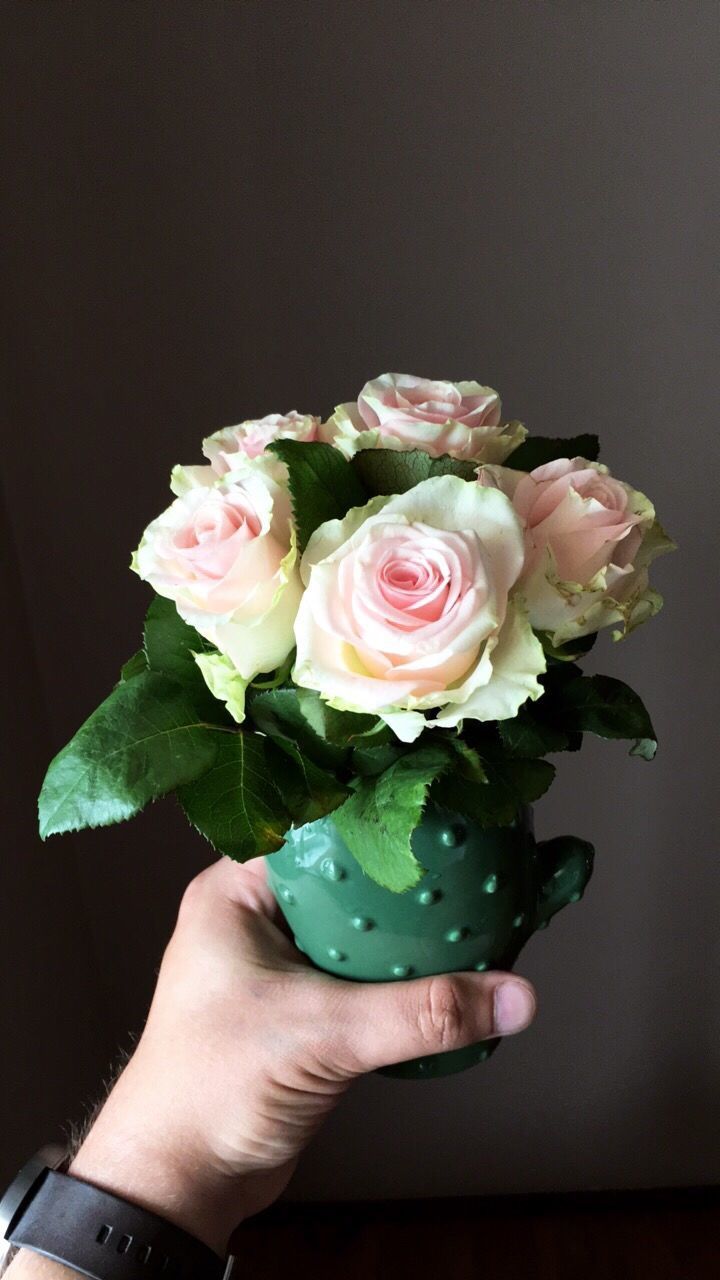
[3,1,718,1194]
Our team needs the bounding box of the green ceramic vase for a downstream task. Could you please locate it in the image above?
[266,806,593,1079]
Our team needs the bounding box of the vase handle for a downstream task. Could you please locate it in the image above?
[534,835,595,929]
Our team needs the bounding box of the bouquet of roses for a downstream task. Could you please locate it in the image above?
[39,372,674,900]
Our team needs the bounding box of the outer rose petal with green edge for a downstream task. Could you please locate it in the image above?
[193,651,250,723]
[433,597,547,730]
[324,372,526,463]
[478,458,676,644]
[292,475,546,743]
[133,461,302,686]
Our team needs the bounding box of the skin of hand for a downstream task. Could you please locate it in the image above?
[7,857,537,1269]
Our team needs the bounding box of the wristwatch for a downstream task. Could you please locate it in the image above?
[0,1146,231,1278]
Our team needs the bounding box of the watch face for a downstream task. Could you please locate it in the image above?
[0,1146,67,1266]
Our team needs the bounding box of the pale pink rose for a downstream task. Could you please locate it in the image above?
[203,412,321,473]
[514,459,644,580]
[325,372,526,462]
[293,476,545,742]
[132,465,302,711]
[478,458,674,642]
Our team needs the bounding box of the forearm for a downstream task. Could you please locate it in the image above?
[65,1056,237,1253]
[4,1051,247,1278]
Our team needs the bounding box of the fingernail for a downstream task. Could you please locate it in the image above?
[494,980,536,1035]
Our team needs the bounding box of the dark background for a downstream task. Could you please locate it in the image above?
[2,0,718,1198]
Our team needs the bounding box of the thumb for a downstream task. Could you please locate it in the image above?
[329,971,537,1075]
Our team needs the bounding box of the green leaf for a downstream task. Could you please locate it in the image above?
[39,672,222,838]
[351,740,407,776]
[504,662,585,755]
[267,736,349,824]
[333,746,450,892]
[454,719,503,758]
[143,595,229,722]
[177,732,290,860]
[428,454,485,481]
[119,649,148,682]
[433,757,555,827]
[506,434,600,472]
[250,687,391,777]
[268,440,368,552]
[539,660,584,693]
[551,673,657,758]
[351,448,477,497]
[143,595,213,684]
[486,758,556,811]
[450,739,489,783]
[249,687,348,770]
[499,705,571,757]
[295,687,387,746]
[351,448,432,494]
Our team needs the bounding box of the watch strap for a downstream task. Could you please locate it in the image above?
[7,1167,226,1280]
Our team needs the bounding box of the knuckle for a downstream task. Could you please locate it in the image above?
[418,976,467,1051]
[177,872,207,917]
[175,865,217,925]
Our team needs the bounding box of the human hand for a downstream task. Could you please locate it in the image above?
[68,857,537,1256]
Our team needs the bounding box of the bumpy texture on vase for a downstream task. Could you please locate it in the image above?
[266,806,593,1079]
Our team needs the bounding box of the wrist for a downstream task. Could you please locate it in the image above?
[67,1057,249,1257]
